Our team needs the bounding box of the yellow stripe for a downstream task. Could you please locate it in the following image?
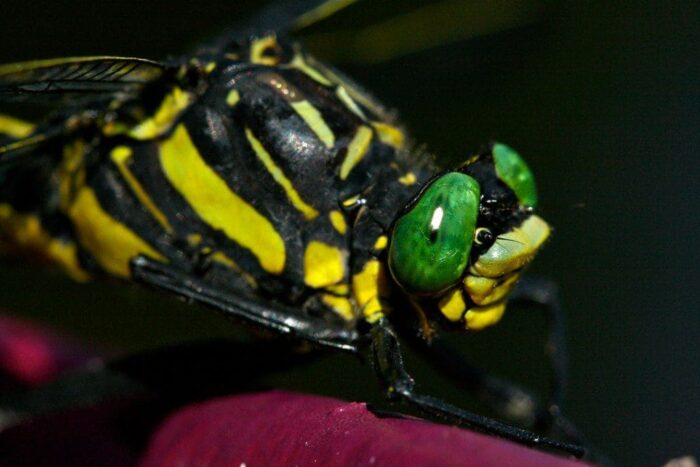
[325,283,349,295]
[303,240,346,288]
[210,251,258,289]
[67,188,165,278]
[288,53,333,86]
[352,259,388,307]
[372,121,405,149]
[351,260,390,323]
[0,203,88,281]
[290,101,335,149]
[336,86,366,120]
[339,125,373,180]
[341,194,360,208]
[373,235,388,250]
[226,89,240,107]
[292,0,360,31]
[245,128,319,220]
[398,172,417,186]
[105,87,191,140]
[160,125,285,274]
[111,146,173,233]
[329,210,347,235]
[0,134,46,156]
[250,36,280,66]
[322,294,355,321]
[58,140,87,211]
[0,114,35,138]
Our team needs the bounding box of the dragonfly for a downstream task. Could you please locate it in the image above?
[0,0,602,461]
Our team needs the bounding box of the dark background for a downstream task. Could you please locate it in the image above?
[0,1,698,465]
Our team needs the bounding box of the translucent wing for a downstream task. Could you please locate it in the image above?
[0,56,172,101]
[0,56,179,169]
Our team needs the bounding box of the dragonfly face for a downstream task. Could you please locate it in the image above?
[388,143,550,331]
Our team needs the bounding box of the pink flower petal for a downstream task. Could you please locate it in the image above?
[0,313,98,385]
[141,390,591,467]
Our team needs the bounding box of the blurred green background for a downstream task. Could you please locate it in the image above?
[0,1,698,465]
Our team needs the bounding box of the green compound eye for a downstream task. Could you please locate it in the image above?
[492,143,538,208]
[389,172,480,294]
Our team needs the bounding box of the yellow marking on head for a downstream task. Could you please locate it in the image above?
[250,36,280,66]
[464,273,520,306]
[111,87,191,140]
[224,53,240,61]
[245,128,319,220]
[339,125,373,180]
[210,251,258,289]
[0,203,89,281]
[0,114,35,138]
[322,294,355,321]
[398,172,417,186]
[160,125,285,274]
[372,121,405,149]
[438,288,466,322]
[110,146,173,233]
[325,283,349,295]
[226,89,240,107]
[465,302,507,331]
[290,101,335,149]
[373,235,388,251]
[288,53,332,85]
[336,86,366,119]
[303,240,346,288]
[470,215,550,278]
[205,62,216,73]
[329,210,347,235]
[67,188,165,278]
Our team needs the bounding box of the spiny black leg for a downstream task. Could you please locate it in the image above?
[508,277,570,434]
[369,318,585,458]
[510,277,616,466]
[130,256,360,353]
[402,333,541,427]
[404,332,601,461]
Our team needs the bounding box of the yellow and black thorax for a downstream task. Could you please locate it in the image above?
[0,33,431,326]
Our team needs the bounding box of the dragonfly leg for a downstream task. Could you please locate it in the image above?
[368,318,585,458]
[403,333,542,427]
[508,277,569,433]
[130,255,360,353]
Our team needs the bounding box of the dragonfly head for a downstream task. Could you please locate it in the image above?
[387,143,550,331]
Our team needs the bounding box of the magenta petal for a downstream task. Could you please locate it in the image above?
[141,390,592,467]
[0,313,98,385]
